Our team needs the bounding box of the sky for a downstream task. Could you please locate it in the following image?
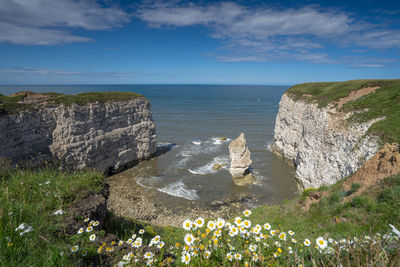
[0,0,399,85]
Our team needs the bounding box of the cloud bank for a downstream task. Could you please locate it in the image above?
[0,0,129,45]
[137,1,400,65]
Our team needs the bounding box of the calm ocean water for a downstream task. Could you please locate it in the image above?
[0,85,298,205]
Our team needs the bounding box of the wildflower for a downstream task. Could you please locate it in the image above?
[133,237,142,248]
[234,252,242,260]
[84,218,90,223]
[78,228,84,234]
[53,210,63,215]
[90,234,96,241]
[316,237,327,249]
[288,230,295,236]
[263,223,271,230]
[183,219,192,231]
[146,258,154,266]
[93,221,100,227]
[144,251,154,259]
[123,255,130,261]
[106,247,114,252]
[127,238,133,244]
[86,226,93,232]
[139,229,145,234]
[270,230,276,236]
[71,245,79,253]
[89,221,94,226]
[278,247,282,253]
[97,247,102,254]
[157,241,165,249]
[279,232,287,241]
[273,252,279,258]
[181,252,191,265]
[184,233,195,246]
[214,229,222,237]
[118,240,124,246]
[292,238,297,243]
[216,218,225,229]
[204,250,211,258]
[207,220,216,231]
[150,235,161,245]
[249,244,257,252]
[274,241,281,247]
[242,220,251,228]
[227,252,233,261]
[131,234,137,239]
[234,217,242,226]
[243,209,252,217]
[328,237,334,243]
[111,241,116,246]
[304,239,311,246]
[288,246,293,254]
[252,254,258,261]
[195,217,205,228]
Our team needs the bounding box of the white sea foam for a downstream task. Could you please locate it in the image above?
[192,141,201,145]
[188,156,230,175]
[135,176,162,188]
[157,181,199,200]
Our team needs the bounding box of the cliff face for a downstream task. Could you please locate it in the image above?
[271,93,380,189]
[0,96,156,173]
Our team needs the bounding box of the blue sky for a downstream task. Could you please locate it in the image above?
[0,0,399,85]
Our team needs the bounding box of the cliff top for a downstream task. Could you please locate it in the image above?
[0,91,143,114]
[286,79,400,144]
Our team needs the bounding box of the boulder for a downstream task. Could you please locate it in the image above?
[229,133,254,185]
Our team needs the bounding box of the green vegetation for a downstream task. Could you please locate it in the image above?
[2,164,399,266]
[287,79,400,143]
[51,92,142,106]
[0,165,104,266]
[0,91,142,114]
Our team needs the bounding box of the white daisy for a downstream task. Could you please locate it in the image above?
[89,234,96,241]
[182,219,192,231]
[243,209,252,217]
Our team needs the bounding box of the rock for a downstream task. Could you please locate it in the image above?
[219,137,227,141]
[213,163,221,170]
[0,96,156,174]
[232,173,255,186]
[271,93,380,188]
[229,133,253,181]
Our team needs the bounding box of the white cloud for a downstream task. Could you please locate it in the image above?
[0,0,130,45]
[137,1,400,66]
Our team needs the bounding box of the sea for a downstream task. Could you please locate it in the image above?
[0,85,298,205]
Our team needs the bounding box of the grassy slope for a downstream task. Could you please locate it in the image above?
[2,167,399,265]
[0,166,104,266]
[287,79,400,144]
[0,91,142,114]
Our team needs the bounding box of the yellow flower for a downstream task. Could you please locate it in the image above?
[175,242,180,248]
[7,242,13,247]
[278,247,282,253]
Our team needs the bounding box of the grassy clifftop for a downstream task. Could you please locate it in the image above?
[0,91,143,114]
[287,79,400,144]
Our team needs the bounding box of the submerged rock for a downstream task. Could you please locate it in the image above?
[229,133,254,185]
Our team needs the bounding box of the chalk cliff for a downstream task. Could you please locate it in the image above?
[271,93,380,189]
[0,93,156,173]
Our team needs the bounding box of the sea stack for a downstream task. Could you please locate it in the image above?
[229,133,255,186]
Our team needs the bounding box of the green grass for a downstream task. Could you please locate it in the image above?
[287,79,400,143]
[1,166,400,266]
[250,174,400,241]
[0,166,104,266]
[0,91,143,114]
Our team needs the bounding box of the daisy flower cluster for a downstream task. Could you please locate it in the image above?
[69,217,100,255]
[68,211,400,266]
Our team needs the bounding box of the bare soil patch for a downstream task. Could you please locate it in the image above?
[337,86,380,109]
[342,143,400,201]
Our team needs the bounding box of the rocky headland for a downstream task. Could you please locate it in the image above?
[0,91,156,174]
[270,80,399,189]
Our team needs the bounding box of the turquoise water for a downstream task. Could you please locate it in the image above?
[0,85,298,205]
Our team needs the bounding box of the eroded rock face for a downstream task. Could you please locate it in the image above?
[229,133,254,185]
[0,97,156,173]
[270,93,380,189]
